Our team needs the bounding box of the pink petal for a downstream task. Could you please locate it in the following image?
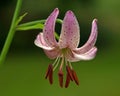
[43,8,59,47]
[59,10,80,49]
[34,33,54,50]
[73,47,97,61]
[74,19,98,54]
[44,48,60,59]
[67,47,97,62]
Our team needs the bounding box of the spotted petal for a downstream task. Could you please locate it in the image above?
[74,19,98,54]
[59,10,80,49]
[44,48,60,59]
[67,47,97,62]
[34,33,54,50]
[43,8,59,47]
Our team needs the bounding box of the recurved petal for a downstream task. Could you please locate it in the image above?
[73,47,97,61]
[44,48,60,59]
[67,47,97,62]
[59,10,80,49]
[34,33,54,50]
[43,8,59,47]
[74,19,98,54]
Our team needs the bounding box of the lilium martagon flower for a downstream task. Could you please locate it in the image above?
[34,8,98,88]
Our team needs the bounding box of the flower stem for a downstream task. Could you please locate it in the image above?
[0,0,22,66]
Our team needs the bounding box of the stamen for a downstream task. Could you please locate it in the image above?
[45,64,52,79]
[66,65,74,81]
[65,73,70,88]
[58,69,64,87]
[68,61,73,69]
[59,56,64,70]
[52,57,59,66]
[53,57,61,71]
[58,56,64,87]
[45,64,53,84]
[72,70,79,85]
[49,65,53,84]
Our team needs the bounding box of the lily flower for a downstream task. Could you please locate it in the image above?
[34,8,98,88]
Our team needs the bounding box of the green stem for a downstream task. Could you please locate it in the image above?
[0,0,22,66]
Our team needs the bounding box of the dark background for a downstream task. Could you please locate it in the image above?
[0,0,120,96]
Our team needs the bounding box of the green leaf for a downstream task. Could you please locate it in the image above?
[16,23,44,31]
[17,19,62,29]
[16,12,28,25]
[16,19,63,40]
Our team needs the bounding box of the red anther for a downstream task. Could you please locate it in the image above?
[45,64,52,79]
[58,69,64,87]
[49,68,53,84]
[66,66,74,81]
[65,73,70,88]
[72,70,79,85]
[45,64,53,84]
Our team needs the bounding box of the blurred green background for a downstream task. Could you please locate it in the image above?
[0,0,120,96]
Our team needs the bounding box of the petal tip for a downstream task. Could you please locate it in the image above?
[93,18,98,24]
[54,8,59,12]
[92,18,98,33]
[66,10,74,15]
